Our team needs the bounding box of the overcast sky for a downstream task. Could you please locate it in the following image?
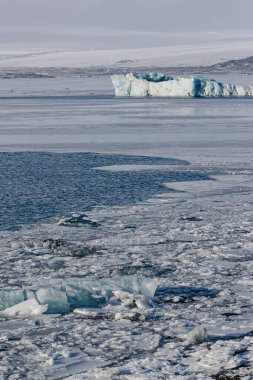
[1,0,253,50]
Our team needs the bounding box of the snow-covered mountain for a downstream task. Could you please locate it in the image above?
[0,39,252,69]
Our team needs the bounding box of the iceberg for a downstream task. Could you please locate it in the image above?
[111,73,253,97]
[0,276,157,315]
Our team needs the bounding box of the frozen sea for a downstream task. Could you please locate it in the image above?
[0,74,253,379]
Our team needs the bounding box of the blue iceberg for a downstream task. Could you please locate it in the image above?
[111,73,253,97]
[0,276,157,315]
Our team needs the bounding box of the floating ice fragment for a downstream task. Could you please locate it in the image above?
[111,290,154,310]
[114,310,146,322]
[2,299,48,317]
[10,241,22,249]
[134,296,154,310]
[73,308,114,319]
[74,306,147,322]
[0,276,157,315]
[11,238,99,257]
[74,287,155,321]
[112,73,253,97]
[186,326,208,345]
[42,239,98,257]
[58,213,99,227]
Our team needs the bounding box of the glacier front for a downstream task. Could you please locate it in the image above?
[111,73,253,97]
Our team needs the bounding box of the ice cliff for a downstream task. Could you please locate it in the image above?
[111,73,253,97]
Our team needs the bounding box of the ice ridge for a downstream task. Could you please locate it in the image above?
[111,73,253,97]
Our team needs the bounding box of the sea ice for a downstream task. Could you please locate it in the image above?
[0,276,157,315]
[111,73,253,97]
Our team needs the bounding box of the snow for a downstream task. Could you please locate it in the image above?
[112,73,253,97]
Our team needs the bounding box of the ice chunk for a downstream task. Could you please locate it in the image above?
[186,326,208,345]
[2,299,48,317]
[111,73,253,97]
[0,289,36,311]
[111,290,154,310]
[0,276,157,315]
[73,308,114,320]
[36,288,70,314]
[58,213,99,227]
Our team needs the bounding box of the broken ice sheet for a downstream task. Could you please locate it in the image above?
[0,276,157,315]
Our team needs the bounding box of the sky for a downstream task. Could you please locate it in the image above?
[1,0,253,50]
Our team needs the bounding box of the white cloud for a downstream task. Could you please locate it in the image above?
[0,0,253,49]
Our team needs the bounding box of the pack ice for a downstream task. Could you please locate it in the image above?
[111,73,253,97]
[0,276,157,315]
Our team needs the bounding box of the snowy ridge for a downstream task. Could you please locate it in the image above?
[112,72,253,97]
